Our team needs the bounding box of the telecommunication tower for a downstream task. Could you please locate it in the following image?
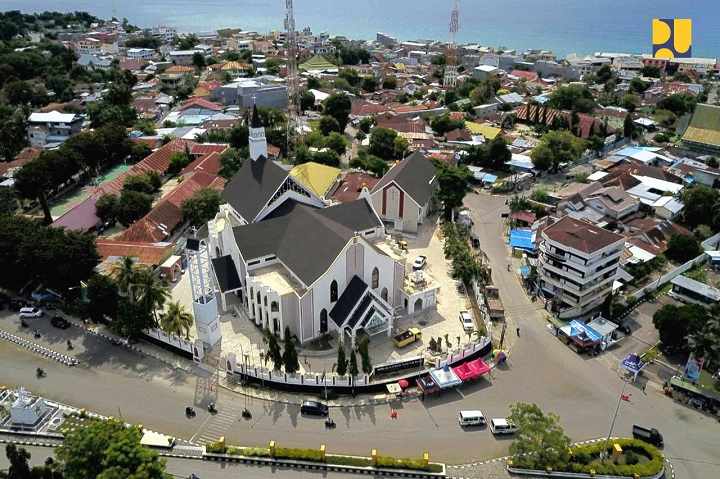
[443,0,460,88]
[284,0,303,158]
[110,0,117,21]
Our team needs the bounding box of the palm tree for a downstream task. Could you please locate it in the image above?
[134,268,170,325]
[111,256,142,299]
[160,301,194,339]
[685,317,720,369]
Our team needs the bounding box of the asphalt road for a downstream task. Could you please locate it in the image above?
[1,193,719,478]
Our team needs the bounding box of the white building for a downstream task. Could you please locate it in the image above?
[207,106,436,344]
[27,111,84,147]
[169,50,198,66]
[151,26,177,43]
[538,216,625,318]
[127,48,157,60]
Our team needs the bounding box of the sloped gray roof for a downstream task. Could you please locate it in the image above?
[233,199,382,286]
[221,155,288,222]
[370,150,436,206]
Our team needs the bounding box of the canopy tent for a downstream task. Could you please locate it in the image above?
[452,358,492,382]
[620,353,648,382]
[416,375,441,394]
[559,319,603,351]
[509,229,535,251]
[467,358,491,375]
[429,364,462,389]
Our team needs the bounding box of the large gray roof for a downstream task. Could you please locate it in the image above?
[221,155,288,222]
[370,150,436,205]
[233,199,383,286]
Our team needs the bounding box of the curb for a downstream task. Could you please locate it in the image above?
[0,438,60,448]
[203,453,445,478]
[0,330,78,366]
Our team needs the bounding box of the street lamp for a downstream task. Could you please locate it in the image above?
[602,378,630,464]
[322,368,328,403]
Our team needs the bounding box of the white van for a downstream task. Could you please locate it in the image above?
[458,410,486,427]
[490,418,517,435]
[19,307,43,318]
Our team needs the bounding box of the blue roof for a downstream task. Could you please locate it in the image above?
[509,229,535,250]
[482,174,498,183]
[568,319,602,342]
[534,95,549,103]
[621,353,647,373]
[520,266,531,278]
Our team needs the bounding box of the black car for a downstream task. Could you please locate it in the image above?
[51,316,71,330]
[300,400,329,416]
[8,299,28,312]
[611,319,631,335]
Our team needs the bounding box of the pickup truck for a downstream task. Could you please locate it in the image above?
[632,425,664,447]
[394,328,422,348]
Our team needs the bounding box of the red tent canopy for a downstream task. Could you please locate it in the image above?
[452,358,491,382]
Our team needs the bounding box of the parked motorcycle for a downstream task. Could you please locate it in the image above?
[185,406,196,417]
[324,418,336,429]
[67,340,73,350]
[242,408,252,419]
[34,330,41,339]
[36,367,45,378]
[208,403,217,414]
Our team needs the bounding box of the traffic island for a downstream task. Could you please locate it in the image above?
[506,438,665,478]
[204,440,445,477]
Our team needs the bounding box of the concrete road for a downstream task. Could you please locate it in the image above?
[1,192,720,477]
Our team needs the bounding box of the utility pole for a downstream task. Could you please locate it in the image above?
[602,378,629,464]
[284,0,303,159]
[443,0,460,88]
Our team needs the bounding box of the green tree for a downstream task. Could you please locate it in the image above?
[546,84,595,113]
[629,76,649,94]
[313,150,341,167]
[653,304,709,353]
[430,113,465,135]
[115,298,155,338]
[336,342,347,376]
[530,130,586,172]
[681,186,719,229]
[623,114,635,138]
[56,418,170,479]
[130,142,153,162]
[349,152,390,176]
[665,234,702,263]
[657,93,696,116]
[167,151,191,175]
[641,65,662,78]
[434,162,471,217]
[123,173,156,194]
[507,403,571,469]
[300,90,315,111]
[262,327,283,370]
[218,147,248,179]
[323,93,352,131]
[393,135,409,158]
[368,127,398,160]
[282,325,300,374]
[357,336,372,374]
[12,155,55,223]
[325,132,348,156]
[382,75,397,90]
[159,301,194,339]
[619,93,640,112]
[86,274,119,323]
[685,318,720,369]
[0,186,18,216]
[191,51,206,68]
[133,268,170,325]
[359,116,375,134]
[338,67,360,86]
[181,187,224,227]
[4,443,61,479]
[0,104,29,161]
[348,348,359,377]
[319,115,341,136]
[362,76,377,92]
[115,190,152,227]
[111,256,142,299]
[596,65,613,83]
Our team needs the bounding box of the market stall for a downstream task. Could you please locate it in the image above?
[620,353,647,382]
[558,319,602,354]
[429,364,462,390]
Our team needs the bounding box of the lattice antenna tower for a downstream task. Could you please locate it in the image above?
[284,0,303,158]
[443,0,460,88]
[110,0,117,21]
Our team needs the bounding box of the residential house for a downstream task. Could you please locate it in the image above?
[670,275,720,307]
[76,54,111,71]
[612,56,644,71]
[27,111,84,147]
[584,186,640,221]
[369,151,437,234]
[127,48,157,60]
[77,38,102,55]
[169,50,198,66]
[538,216,625,318]
[473,65,500,80]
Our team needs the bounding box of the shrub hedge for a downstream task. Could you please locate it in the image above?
[511,438,664,477]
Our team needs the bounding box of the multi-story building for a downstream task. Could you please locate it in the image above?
[151,26,177,44]
[217,78,288,110]
[127,48,157,60]
[168,50,197,66]
[538,217,625,318]
[27,111,84,147]
[77,38,102,55]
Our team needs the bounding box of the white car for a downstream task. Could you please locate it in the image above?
[459,310,474,331]
[412,255,427,270]
[19,307,44,318]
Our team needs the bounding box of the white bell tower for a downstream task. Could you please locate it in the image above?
[185,238,222,347]
[249,96,268,162]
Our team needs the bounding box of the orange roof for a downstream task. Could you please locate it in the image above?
[165,65,195,73]
[179,97,222,111]
[182,151,222,176]
[15,146,44,161]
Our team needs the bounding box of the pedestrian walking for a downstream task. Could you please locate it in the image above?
[642,385,647,394]
[391,409,397,420]
[516,327,520,337]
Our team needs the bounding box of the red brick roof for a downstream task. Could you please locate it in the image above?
[351,99,391,117]
[445,128,472,142]
[182,151,222,176]
[15,146,43,161]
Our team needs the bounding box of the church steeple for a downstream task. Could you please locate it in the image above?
[248,95,267,162]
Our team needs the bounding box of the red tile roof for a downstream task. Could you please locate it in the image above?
[351,99,391,117]
[119,59,147,71]
[182,151,222,176]
[165,65,195,73]
[445,128,472,142]
[15,146,43,161]
[329,171,381,204]
[118,171,226,243]
[511,70,538,81]
[95,238,174,266]
[512,211,537,224]
[179,97,222,111]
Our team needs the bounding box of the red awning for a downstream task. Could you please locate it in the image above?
[467,358,491,376]
[452,358,491,382]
